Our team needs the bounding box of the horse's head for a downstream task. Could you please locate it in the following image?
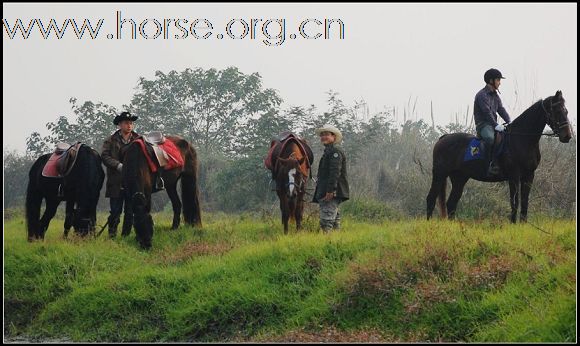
[73,211,95,236]
[544,91,572,143]
[276,155,306,199]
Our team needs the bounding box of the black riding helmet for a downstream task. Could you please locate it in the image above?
[484,68,506,84]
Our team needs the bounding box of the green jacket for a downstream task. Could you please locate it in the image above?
[313,144,350,203]
[101,130,139,198]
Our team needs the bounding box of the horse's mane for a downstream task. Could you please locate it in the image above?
[507,97,553,134]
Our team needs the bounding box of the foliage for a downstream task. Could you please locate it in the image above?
[4,214,576,342]
[15,66,577,218]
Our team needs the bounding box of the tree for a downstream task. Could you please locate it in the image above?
[26,98,119,156]
[129,67,282,156]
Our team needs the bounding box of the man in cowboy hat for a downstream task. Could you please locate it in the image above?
[313,124,350,233]
[474,68,511,176]
[101,111,139,238]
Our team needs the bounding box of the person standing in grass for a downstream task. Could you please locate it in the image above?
[313,124,350,233]
[101,111,139,238]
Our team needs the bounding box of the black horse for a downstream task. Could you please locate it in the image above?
[25,144,105,240]
[122,135,202,249]
[427,91,572,222]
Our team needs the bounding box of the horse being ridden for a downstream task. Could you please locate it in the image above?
[426,91,572,222]
[26,143,105,240]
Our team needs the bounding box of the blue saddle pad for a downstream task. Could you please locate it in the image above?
[464,138,485,162]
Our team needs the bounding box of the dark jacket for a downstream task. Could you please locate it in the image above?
[101,130,139,198]
[313,143,349,203]
[474,85,511,128]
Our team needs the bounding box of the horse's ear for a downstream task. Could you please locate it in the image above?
[555,90,562,98]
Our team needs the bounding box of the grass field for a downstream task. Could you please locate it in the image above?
[3,211,577,342]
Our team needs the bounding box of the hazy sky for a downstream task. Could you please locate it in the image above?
[3,3,577,153]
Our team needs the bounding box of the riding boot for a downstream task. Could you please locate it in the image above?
[486,141,500,176]
[107,214,120,238]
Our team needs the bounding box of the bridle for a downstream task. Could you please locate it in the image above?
[507,98,568,137]
[541,98,569,136]
[286,175,306,193]
[274,157,306,196]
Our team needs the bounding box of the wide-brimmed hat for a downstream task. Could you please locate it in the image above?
[315,124,343,144]
[113,111,138,125]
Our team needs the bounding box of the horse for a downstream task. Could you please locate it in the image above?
[25,143,105,241]
[122,134,202,249]
[267,133,314,234]
[426,90,572,222]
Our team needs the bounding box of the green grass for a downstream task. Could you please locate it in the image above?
[3,213,576,342]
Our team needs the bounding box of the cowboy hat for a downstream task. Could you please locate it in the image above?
[113,111,138,125]
[315,124,343,144]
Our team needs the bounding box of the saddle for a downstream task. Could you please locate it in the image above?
[476,130,505,148]
[42,142,83,178]
[143,131,166,145]
[265,132,314,177]
[467,131,509,162]
[134,133,184,173]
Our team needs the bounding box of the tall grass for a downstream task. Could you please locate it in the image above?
[4,213,576,342]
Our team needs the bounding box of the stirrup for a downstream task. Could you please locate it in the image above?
[57,184,65,198]
[155,177,165,191]
[487,161,501,176]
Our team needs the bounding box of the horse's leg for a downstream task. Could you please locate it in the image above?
[63,199,75,238]
[39,198,60,239]
[295,195,304,231]
[166,182,182,230]
[519,172,535,223]
[278,195,289,234]
[508,177,520,223]
[446,175,468,220]
[137,194,154,249]
[26,191,43,242]
[426,173,446,219]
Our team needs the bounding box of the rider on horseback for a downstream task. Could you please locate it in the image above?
[474,68,511,176]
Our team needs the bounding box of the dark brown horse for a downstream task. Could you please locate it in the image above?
[122,135,202,248]
[427,91,572,222]
[268,134,313,234]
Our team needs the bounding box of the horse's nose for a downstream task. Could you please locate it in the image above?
[561,131,572,143]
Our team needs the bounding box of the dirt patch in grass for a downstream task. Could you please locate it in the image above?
[259,326,395,343]
[152,242,233,265]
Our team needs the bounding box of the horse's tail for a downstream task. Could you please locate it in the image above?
[74,146,105,226]
[438,178,447,219]
[25,156,47,241]
[179,140,202,227]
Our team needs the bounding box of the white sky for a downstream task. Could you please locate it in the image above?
[3,3,577,153]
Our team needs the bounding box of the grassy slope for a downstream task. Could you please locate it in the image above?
[3,213,576,342]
